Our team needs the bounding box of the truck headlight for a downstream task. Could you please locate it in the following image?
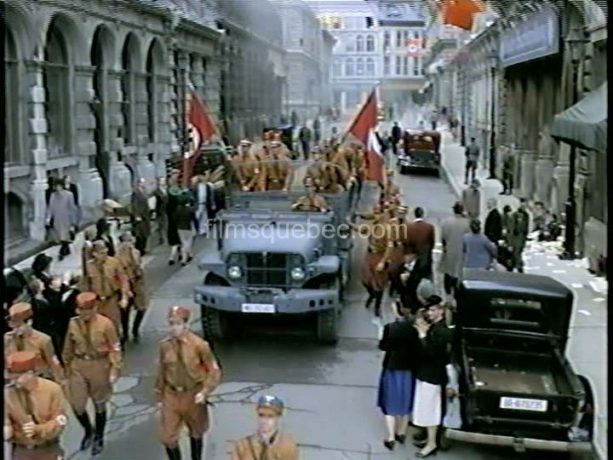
[228,266,242,279]
[290,267,306,281]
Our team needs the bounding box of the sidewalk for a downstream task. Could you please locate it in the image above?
[438,126,608,460]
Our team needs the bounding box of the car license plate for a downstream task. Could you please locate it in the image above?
[500,397,548,412]
[241,303,275,313]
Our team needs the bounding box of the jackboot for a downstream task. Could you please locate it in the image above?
[75,412,93,451]
[190,437,203,460]
[120,307,130,346]
[92,410,107,456]
[373,291,384,317]
[132,310,145,343]
[165,446,182,460]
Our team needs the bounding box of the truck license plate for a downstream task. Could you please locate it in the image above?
[500,397,548,412]
[241,303,275,313]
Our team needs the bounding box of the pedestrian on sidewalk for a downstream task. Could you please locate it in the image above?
[484,198,503,246]
[176,193,196,266]
[95,218,116,257]
[313,117,321,145]
[62,292,122,456]
[462,179,481,220]
[155,306,222,460]
[389,252,430,314]
[507,199,530,273]
[464,138,480,184]
[377,299,419,452]
[391,122,402,156]
[501,150,515,195]
[463,219,498,270]
[63,175,81,225]
[5,350,69,460]
[131,178,151,256]
[116,231,148,345]
[412,296,452,458]
[299,125,312,160]
[29,278,68,360]
[46,179,78,261]
[153,177,169,245]
[439,203,471,304]
[85,241,131,334]
[429,110,438,131]
[232,395,298,460]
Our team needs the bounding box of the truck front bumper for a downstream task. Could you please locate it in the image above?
[445,429,593,453]
[194,286,340,314]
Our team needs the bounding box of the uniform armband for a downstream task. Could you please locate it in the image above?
[55,415,68,426]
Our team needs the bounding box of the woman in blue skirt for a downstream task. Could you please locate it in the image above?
[377,299,420,451]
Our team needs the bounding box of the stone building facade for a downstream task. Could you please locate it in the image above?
[273,0,335,126]
[3,0,286,257]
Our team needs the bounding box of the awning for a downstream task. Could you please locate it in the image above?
[551,83,607,153]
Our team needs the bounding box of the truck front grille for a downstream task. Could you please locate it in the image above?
[243,253,290,287]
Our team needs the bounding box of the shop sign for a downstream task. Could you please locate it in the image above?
[500,4,559,67]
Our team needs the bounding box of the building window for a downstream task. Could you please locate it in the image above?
[396,31,402,48]
[6,192,25,244]
[403,31,409,47]
[384,56,390,75]
[333,58,342,76]
[121,34,139,144]
[5,28,20,164]
[356,35,364,52]
[403,56,409,75]
[356,57,364,75]
[384,31,390,50]
[147,40,163,142]
[413,57,420,76]
[366,35,375,52]
[366,16,374,28]
[345,36,355,52]
[366,57,375,76]
[43,20,70,157]
[395,56,402,75]
[345,58,354,76]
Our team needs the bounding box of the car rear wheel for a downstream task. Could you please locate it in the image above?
[317,308,338,345]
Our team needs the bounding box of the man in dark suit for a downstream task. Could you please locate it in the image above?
[406,207,436,277]
[131,178,151,255]
[389,252,431,314]
[484,198,503,246]
[391,122,402,156]
[153,177,168,245]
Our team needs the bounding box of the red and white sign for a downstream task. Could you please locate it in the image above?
[406,38,424,57]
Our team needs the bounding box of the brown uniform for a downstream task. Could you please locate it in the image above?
[85,256,130,333]
[292,194,329,212]
[361,212,391,292]
[263,154,293,191]
[305,162,330,191]
[116,246,148,311]
[155,331,221,447]
[233,154,261,191]
[382,217,410,274]
[62,313,123,413]
[4,330,64,382]
[5,377,68,460]
[231,432,299,460]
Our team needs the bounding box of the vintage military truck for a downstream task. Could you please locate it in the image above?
[194,160,355,344]
[444,270,596,456]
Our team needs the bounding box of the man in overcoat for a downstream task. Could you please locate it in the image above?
[46,180,78,260]
[507,199,530,273]
[439,202,470,304]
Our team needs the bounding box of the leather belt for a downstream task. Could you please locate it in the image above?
[74,353,106,361]
[167,384,200,393]
[14,439,60,450]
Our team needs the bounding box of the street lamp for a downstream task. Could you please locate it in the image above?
[487,52,498,179]
[561,28,588,260]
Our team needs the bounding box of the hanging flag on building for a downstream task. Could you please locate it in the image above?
[344,87,384,185]
[440,0,486,31]
[406,37,424,57]
[182,83,220,185]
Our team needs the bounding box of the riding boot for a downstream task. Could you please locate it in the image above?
[92,410,107,455]
[165,446,182,460]
[374,291,384,317]
[120,307,130,346]
[190,437,203,460]
[75,412,93,451]
[132,310,145,342]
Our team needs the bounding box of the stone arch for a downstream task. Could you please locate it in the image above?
[146,37,167,74]
[145,38,166,142]
[121,31,143,72]
[41,13,87,66]
[119,32,142,144]
[0,3,36,59]
[90,24,117,70]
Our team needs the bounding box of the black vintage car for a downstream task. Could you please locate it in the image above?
[445,270,594,455]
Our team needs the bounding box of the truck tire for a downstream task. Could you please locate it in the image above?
[202,307,228,341]
[317,309,338,345]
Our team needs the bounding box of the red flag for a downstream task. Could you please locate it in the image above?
[441,0,485,31]
[182,87,220,185]
[345,88,384,184]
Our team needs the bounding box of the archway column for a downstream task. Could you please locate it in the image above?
[74,64,104,222]
[133,71,156,191]
[24,53,49,242]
